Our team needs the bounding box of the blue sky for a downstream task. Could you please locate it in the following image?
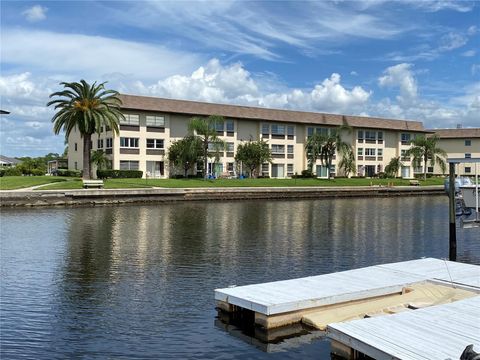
[1,0,479,157]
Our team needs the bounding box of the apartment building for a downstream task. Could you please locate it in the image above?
[429,128,480,176]
[68,94,429,179]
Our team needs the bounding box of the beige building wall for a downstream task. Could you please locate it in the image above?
[68,108,432,179]
[434,137,480,176]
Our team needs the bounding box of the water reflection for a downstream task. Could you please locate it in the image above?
[1,196,479,359]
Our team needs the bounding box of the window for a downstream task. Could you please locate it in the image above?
[97,139,104,149]
[121,114,139,125]
[262,124,269,135]
[465,140,471,146]
[120,137,139,148]
[401,133,411,144]
[465,167,471,173]
[287,164,294,175]
[377,148,383,156]
[74,143,77,151]
[357,130,364,140]
[100,126,104,133]
[261,163,269,174]
[465,153,471,159]
[428,167,434,173]
[365,148,376,156]
[215,120,224,132]
[226,120,234,132]
[287,145,294,154]
[271,124,285,135]
[146,115,165,127]
[146,139,164,149]
[357,148,363,156]
[226,142,234,152]
[271,144,285,154]
[365,131,376,141]
[106,138,113,148]
[377,132,383,141]
[120,160,139,170]
[227,162,234,172]
[287,126,295,136]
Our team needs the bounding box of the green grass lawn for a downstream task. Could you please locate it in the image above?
[139,177,446,188]
[3,175,446,191]
[0,176,68,190]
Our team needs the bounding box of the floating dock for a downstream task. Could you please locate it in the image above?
[215,258,480,359]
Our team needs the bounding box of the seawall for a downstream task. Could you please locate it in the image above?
[0,186,445,207]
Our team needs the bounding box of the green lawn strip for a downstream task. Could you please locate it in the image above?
[38,178,152,190]
[36,179,83,190]
[118,177,446,188]
[0,176,68,190]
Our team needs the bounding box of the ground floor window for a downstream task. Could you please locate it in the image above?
[120,160,139,170]
[208,163,223,177]
[365,165,375,177]
[401,166,410,178]
[271,164,285,178]
[316,165,329,177]
[287,164,294,177]
[146,161,164,178]
[465,167,471,173]
[261,163,269,177]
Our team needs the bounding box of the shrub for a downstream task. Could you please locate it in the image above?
[301,169,314,178]
[56,169,82,177]
[169,174,185,179]
[31,169,45,176]
[97,169,143,179]
[0,167,22,176]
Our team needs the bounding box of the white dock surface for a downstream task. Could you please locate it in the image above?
[215,258,480,315]
[327,296,480,360]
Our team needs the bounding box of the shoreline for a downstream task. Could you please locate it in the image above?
[0,185,445,207]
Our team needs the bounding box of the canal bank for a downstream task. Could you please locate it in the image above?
[0,185,444,207]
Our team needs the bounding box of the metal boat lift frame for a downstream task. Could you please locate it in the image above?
[447,158,480,261]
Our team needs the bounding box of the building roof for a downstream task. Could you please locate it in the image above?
[429,128,480,139]
[0,110,10,114]
[0,155,21,165]
[119,94,426,132]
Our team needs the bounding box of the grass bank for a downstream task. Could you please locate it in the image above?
[35,176,445,190]
[0,176,68,190]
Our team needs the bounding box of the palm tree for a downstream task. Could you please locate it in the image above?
[47,80,123,179]
[188,115,225,179]
[306,126,352,179]
[91,150,111,171]
[338,147,356,178]
[406,135,447,180]
[384,156,403,178]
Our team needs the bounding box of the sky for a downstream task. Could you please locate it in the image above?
[0,0,479,157]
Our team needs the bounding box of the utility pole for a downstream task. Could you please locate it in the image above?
[448,162,456,261]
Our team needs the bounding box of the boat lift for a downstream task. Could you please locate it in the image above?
[447,158,480,261]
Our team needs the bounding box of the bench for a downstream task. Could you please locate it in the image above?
[409,180,420,186]
[82,180,104,189]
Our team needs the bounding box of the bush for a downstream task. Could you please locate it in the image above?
[56,169,82,177]
[257,175,270,179]
[97,169,143,179]
[0,167,22,176]
[31,169,45,176]
[169,174,185,179]
[301,169,314,178]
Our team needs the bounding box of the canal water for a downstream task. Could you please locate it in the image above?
[1,196,479,359]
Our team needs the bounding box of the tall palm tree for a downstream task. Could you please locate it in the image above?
[305,126,351,179]
[47,80,123,179]
[188,115,225,179]
[406,135,447,180]
[384,156,403,178]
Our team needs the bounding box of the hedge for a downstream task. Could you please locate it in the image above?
[97,169,143,179]
[56,169,82,177]
[0,167,23,177]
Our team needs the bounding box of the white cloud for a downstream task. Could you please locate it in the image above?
[2,29,202,81]
[462,50,476,57]
[438,32,468,51]
[22,5,48,22]
[133,59,371,114]
[378,63,418,105]
[467,25,478,35]
[406,1,475,13]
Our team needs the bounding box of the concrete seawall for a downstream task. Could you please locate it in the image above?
[0,186,445,207]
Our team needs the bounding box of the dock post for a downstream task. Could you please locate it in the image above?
[448,162,456,261]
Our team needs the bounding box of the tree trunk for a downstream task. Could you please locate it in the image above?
[82,134,92,180]
[204,144,208,180]
[424,158,428,181]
